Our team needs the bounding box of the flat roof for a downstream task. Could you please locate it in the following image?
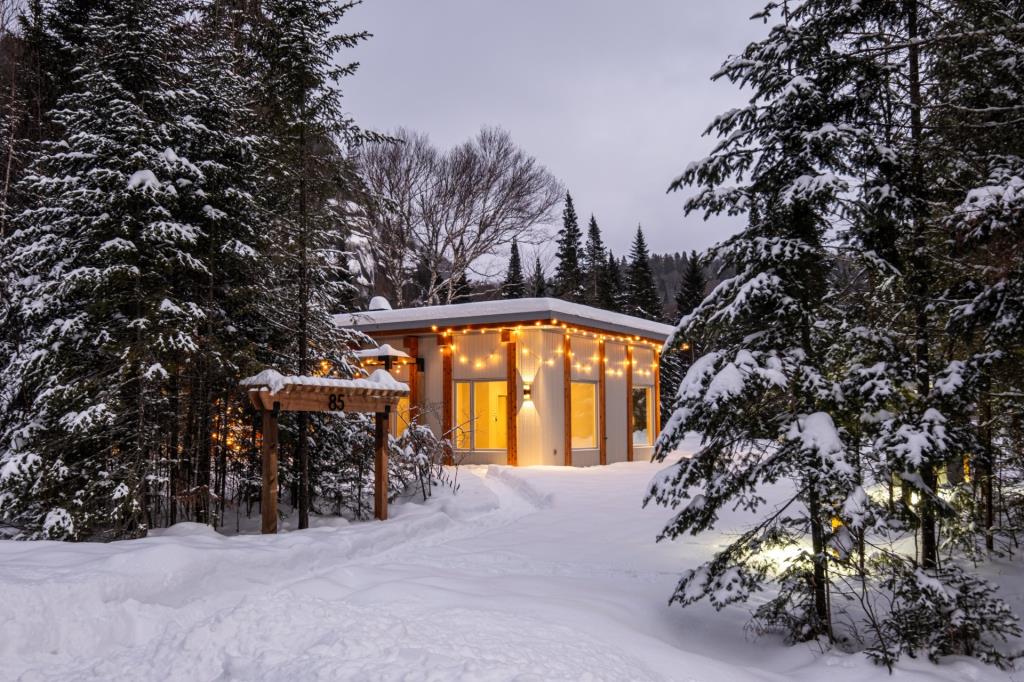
[334,297,675,341]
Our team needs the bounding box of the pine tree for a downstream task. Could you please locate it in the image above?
[502,237,525,299]
[647,0,1021,664]
[0,0,266,538]
[253,0,368,529]
[674,250,707,320]
[529,256,548,297]
[625,226,662,320]
[582,215,606,305]
[552,192,584,302]
[599,251,623,312]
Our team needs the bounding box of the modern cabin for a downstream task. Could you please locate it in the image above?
[334,298,674,467]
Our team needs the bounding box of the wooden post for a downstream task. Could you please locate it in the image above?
[404,335,420,422]
[598,339,607,465]
[563,333,572,467]
[441,333,453,465]
[374,410,388,521]
[506,334,518,466]
[653,347,661,435]
[626,345,634,463]
[261,407,279,534]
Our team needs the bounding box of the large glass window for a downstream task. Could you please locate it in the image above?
[571,382,598,449]
[632,387,654,446]
[454,380,507,450]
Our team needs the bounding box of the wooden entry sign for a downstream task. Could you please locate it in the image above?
[240,369,409,534]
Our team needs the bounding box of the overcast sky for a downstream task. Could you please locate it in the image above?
[345,0,767,263]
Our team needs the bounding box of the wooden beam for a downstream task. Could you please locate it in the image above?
[441,333,453,465]
[356,321,666,348]
[653,350,661,438]
[626,345,634,463]
[506,337,518,466]
[261,409,279,534]
[374,411,388,521]
[598,339,607,466]
[250,390,399,414]
[403,335,420,422]
[563,333,572,467]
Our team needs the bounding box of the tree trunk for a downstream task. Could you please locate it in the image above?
[807,485,831,639]
[906,0,937,570]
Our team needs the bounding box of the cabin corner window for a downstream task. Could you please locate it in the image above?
[454,380,507,450]
[570,381,598,449]
[632,387,654,446]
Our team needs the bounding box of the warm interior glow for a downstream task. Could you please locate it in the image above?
[571,382,598,449]
[454,380,507,450]
[632,387,653,446]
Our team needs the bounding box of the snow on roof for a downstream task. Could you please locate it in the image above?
[240,368,408,396]
[334,297,675,340]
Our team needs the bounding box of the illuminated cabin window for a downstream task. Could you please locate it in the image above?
[571,382,598,449]
[632,387,653,446]
[393,396,411,437]
[454,381,507,450]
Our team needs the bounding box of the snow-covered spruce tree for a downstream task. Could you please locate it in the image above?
[940,2,1024,557]
[582,215,606,306]
[832,8,1021,666]
[529,255,548,297]
[625,226,662,321]
[553,191,585,302]
[253,0,370,529]
[659,251,705,432]
[648,0,1020,665]
[502,237,525,299]
[600,251,624,312]
[645,0,866,643]
[0,0,265,538]
[674,250,707,324]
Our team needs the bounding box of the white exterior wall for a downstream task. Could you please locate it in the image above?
[604,342,629,463]
[516,328,564,466]
[419,335,443,436]
[363,328,661,468]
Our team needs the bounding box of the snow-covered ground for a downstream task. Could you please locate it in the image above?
[1,444,1019,681]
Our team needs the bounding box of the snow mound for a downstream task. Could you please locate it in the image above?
[157,522,224,538]
[485,465,554,509]
[367,295,392,311]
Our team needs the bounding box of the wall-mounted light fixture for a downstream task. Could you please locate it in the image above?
[523,383,533,401]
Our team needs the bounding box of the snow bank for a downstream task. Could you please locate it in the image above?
[0,458,1014,682]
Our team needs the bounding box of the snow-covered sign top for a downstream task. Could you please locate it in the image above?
[353,344,411,359]
[334,297,675,341]
[240,368,409,397]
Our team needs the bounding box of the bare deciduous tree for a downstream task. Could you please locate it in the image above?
[355,126,562,306]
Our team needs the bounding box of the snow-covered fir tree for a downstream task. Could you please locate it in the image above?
[253,0,370,530]
[582,215,606,306]
[0,0,265,538]
[674,250,706,322]
[625,226,661,321]
[502,237,526,299]
[530,255,548,297]
[648,0,1021,665]
[553,192,584,302]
